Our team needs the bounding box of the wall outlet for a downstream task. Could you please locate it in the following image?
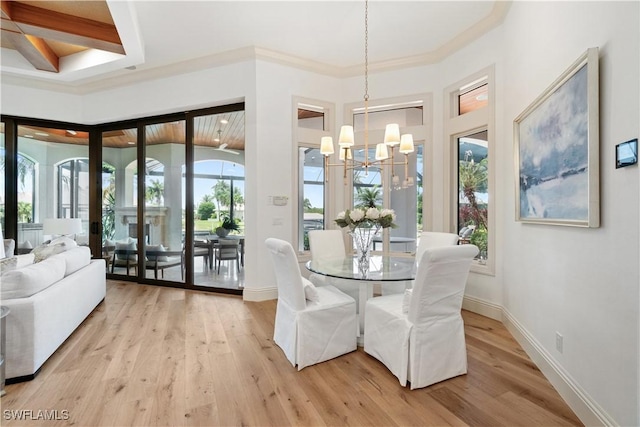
[555,332,563,353]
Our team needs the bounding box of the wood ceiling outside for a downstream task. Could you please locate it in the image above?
[459,84,489,115]
[15,111,247,151]
[0,0,122,72]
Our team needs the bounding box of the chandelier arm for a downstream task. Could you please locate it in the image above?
[325,159,367,168]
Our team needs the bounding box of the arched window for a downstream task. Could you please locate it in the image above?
[190,159,245,232]
[1,151,37,223]
[57,158,89,219]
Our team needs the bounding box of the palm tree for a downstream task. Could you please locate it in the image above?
[102,164,116,241]
[1,153,35,189]
[18,201,32,223]
[459,153,488,229]
[201,194,214,204]
[232,188,244,212]
[145,179,164,206]
[212,180,231,218]
[303,198,312,211]
[355,186,382,209]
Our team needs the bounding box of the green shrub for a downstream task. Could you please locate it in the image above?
[470,227,488,254]
[197,202,216,221]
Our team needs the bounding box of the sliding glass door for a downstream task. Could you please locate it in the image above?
[192,111,245,290]
[2,105,245,294]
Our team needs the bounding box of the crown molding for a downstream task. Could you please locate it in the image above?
[1,1,511,94]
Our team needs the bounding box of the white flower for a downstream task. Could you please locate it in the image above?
[365,207,380,220]
[336,211,346,220]
[349,209,365,222]
[380,209,395,219]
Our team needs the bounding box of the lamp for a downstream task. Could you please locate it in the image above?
[321,0,415,190]
[43,218,83,240]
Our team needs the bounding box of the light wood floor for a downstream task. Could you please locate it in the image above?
[2,281,582,427]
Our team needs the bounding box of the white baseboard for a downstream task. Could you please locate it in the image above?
[462,295,503,321]
[243,286,278,302]
[502,309,615,427]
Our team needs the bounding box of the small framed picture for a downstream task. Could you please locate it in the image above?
[616,139,638,169]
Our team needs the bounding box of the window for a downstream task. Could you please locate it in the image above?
[299,147,325,251]
[57,158,89,219]
[458,83,488,115]
[295,98,331,252]
[341,96,429,254]
[2,151,36,224]
[192,159,246,232]
[298,106,325,130]
[101,162,116,244]
[445,67,494,271]
[457,131,488,260]
[102,126,137,244]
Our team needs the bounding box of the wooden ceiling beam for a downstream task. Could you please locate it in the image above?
[9,2,124,55]
[1,28,59,71]
[1,1,12,19]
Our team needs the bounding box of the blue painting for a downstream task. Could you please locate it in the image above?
[518,64,589,221]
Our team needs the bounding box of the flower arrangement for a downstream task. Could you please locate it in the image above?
[335,207,396,277]
[335,207,397,230]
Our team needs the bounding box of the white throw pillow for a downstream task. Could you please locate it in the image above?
[0,256,66,299]
[402,289,413,314]
[32,242,66,263]
[0,257,17,273]
[16,253,35,268]
[146,245,169,262]
[116,241,137,261]
[17,240,33,249]
[51,246,91,276]
[49,236,78,249]
[301,277,319,302]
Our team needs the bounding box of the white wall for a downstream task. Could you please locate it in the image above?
[2,2,638,423]
[501,2,639,425]
[81,62,254,123]
[1,82,83,123]
[247,60,343,298]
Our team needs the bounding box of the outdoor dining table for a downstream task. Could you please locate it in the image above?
[195,235,245,269]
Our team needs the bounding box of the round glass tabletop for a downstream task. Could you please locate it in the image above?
[306,255,415,281]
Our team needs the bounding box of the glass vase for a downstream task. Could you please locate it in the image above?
[350,226,379,277]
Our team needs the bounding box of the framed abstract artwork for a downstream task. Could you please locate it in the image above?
[514,47,600,227]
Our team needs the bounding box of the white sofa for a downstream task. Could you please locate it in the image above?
[0,244,106,382]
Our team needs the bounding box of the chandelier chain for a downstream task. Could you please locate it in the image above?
[363,0,370,168]
[364,0,369,101]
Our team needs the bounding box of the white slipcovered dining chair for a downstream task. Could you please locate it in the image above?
[307,230,360,300]
[265,238,357,370]
[381,231,460,295]
[415,231,460,264]
[308,229,346,261]
[364,244,479,389]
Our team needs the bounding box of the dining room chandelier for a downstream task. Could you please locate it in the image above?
[320,0,415,190]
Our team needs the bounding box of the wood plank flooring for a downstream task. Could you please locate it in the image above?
[1,280,583,427]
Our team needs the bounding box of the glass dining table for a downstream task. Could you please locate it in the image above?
[306,255,416,343]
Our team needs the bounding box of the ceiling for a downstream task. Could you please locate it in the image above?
[1,1,510,89]
[1,1,122,73]
[2,1,508,151]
